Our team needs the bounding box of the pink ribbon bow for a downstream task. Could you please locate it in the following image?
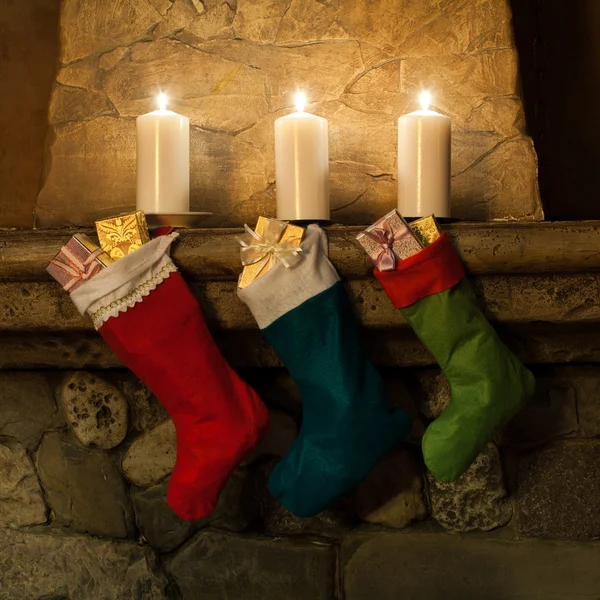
[51,246,103,291]
[362,220,406,270]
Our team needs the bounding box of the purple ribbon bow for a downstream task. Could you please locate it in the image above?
[362,220,405,270]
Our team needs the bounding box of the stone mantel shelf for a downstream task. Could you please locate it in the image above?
[1,222,600,369]
[1,221,600,282]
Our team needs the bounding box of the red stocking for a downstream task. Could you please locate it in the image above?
[71,234,268,520]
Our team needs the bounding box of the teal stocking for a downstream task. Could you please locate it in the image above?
[239,226,410,516]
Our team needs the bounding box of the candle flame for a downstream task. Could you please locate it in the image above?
[295,91,306,113]
[420,91,431,111]
[158,93,168,111]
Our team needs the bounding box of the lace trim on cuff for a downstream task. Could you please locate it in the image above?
[90,261,178,329]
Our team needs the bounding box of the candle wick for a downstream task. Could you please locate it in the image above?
[158,92,168,111]
[295,91,306,114]
[419,91,431,112]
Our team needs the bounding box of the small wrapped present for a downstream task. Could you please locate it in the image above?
[409,214,441,247]
[238,217,305,289]
[95,211,151,261]
[47,233,114,292]
[356,209,423,271]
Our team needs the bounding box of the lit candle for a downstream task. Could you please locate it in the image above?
[136,93,190,214]
[397,91,451,218]
[274,91,329,221]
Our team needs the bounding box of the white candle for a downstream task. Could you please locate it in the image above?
[275,92,329,221]
[136,93,190,214]
[397,92,451,218]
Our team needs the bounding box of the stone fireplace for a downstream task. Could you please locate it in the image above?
[1,1,600,599]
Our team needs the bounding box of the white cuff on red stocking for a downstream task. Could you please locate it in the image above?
[71,233,179,329]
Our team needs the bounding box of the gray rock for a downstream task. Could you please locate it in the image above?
[514,442,600,538]
[122,420,176,486]
[256,459,353,539]
[562,365,600,438]
[428,443,511,532]
[0,372,62,450]
[165,530,336,600]
[241,408,297,466]
[133,468,259,553]
[342,530,600,600]
[503,368,578,447]
[412,369,451,420]
[0,527,168,600]
[119,376,168,432]
[60,372,128,450]
[0,443,47,527]
[262,500,353,540]
[353,446,427,529]
[132,481,194,553]
[207,468,260,533]
[36,432,133,538]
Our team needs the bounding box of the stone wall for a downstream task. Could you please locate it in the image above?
[1,222,600,599]
[35,0,543,227]
[1,364,600,599]
[0,222,600,600]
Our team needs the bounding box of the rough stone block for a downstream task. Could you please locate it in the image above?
[122,419,176,487]
[36,432,134,538]
[165,530,336,600]
[561,365,600,438]
[0,443,47,527]
[0,528,168,600]
[38,0,541,226]
[206,467,261,533]
[428,443,511,532]
[133,468,258,552]
[241,408,298,466]
[59,0,163,63]
[352,446,427,529]
[0,372,62,450]
[342,531,600,600]
[118,375,169,432]
[503,367,579,447]
[59,371,128,450]
[132,481,195,553]
[514,442,600,539]
[256,459,354,539]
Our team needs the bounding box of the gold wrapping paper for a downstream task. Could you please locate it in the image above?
[238,217,305,289]
[72,233,114,267]
[409,215,441,247]
[95,211,151,261]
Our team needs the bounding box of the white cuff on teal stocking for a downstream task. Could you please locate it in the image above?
[238,226,340,329]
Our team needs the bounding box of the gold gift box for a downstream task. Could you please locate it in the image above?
[409,215,441,247]
[95,211,151,261]
[238,217,304,289]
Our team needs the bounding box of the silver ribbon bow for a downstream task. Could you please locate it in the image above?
[238,219,303,273]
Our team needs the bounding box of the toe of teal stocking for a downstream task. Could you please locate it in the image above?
[268,407,410,517]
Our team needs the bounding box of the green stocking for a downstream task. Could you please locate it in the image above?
[376,232,535,481]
